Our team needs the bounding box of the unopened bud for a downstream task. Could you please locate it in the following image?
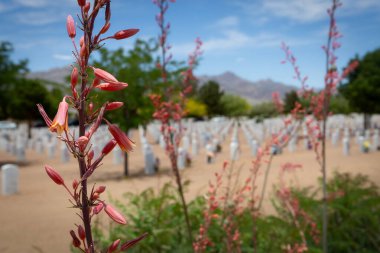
[66,15,76,39]
[72,179,79,190]
[70,230,81,248]
[45,165,64,185]
[105,204,127,225]
[71,67,78,89]
[101,22,111,34]
[93,202,104,215]
[107,239,120,253]
[102,139,117,155]
[77,225,85,240]
[95,185,106,194]
[105,102,124,111]
[77,0,85,7]
[88,150,94,162]
[113,29,139,40]
[77,136,89,152]
[84,1,90,13]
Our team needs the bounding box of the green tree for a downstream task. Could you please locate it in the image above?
[249,102,278,120]
[92,39,161,176]
[283,90,300,114]
[197,80,224,116]
[220,94,252,118]
[0,41,28,119]
[340,48,380,129]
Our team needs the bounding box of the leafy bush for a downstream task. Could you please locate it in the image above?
[93,173,380,252]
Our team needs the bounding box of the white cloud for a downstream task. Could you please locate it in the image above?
[14,10,63,25]
[213,16,240,28]
[172,29,313,56]
[13,0,51,8]
[236,0,380,23]
[53,54,73,61]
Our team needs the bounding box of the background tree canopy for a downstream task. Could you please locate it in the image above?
[0,41,59,123]
[339,48,380,128]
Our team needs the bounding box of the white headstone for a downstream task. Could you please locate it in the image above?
[177,147,186,170]
[113,147,123,165]
[60,144,70,163]
[143,145,155,175]
[251,139,258,157]
[2,164,19,195]
[230,141,239,161]
[343,137,350,156]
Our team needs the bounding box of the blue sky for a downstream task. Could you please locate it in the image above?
[0,0,379,88]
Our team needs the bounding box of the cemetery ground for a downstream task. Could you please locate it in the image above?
[0,127,380,252]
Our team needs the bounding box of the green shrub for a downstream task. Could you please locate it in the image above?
[92,172,380,252]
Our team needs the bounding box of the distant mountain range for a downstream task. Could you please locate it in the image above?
[198,71,296,104]
[28,67,296,104]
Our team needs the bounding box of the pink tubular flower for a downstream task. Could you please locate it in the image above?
[95,82,128,91]
[102,139,117,155]
[107,122,135,153]
[50,98,69,134]
[105,204,127,225]
[105,102,124,111]
[66,15,76,39]
[113,29,139,40]
[45,165,64,185]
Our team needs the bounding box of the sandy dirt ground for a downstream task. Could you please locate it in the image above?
[0,129,379,253]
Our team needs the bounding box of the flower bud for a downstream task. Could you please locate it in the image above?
[92,67,118,83]
[91,192,99,200]
[71,67,78,89]
[93,202,104,215]
[84,1,90,13]
[66,15,76,39]
[77,0,85,7]
[77,136,89,152]
[77,225,85,240]
[107,239,120,253]
[70,230,81,247]
[105,102,124,111]
[45,165,64,185]
[79,36,84,47]
[105,204,127,225]
[102,139,117,155]
[120,233,148,251]
[100,22,111,34]
[87,150,94,162]
[72,179,79,190]
[95,82,128,91]
[95,185,106,194]
[113,29,139,40]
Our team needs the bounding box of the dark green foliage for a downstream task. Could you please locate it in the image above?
[329,95,352,115]
[92,39,161,130]
[340,48,380,115]
[339,48,380,128]
[92,172,380,252]
[0,41,28,119]
[249,102,278,120]
[283,90,300,114]
[197,81,224,116]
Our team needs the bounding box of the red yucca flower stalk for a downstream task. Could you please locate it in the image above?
[150,0,202,245]
[37,1,146,252]
[279,1,358,252]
